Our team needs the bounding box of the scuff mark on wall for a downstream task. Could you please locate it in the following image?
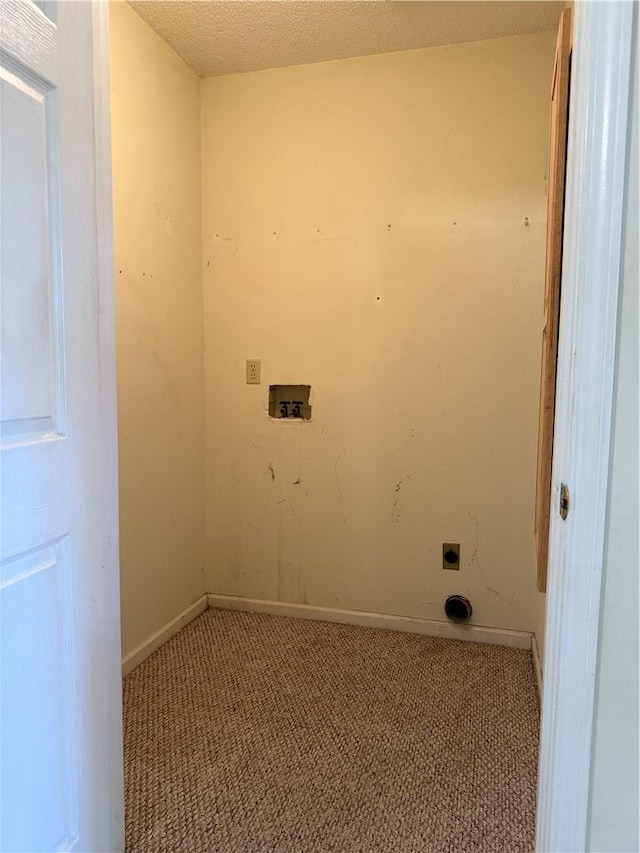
[391,475,412,522]
[391,496,404,524]
[268,462,276,481]
[469,512,481,568]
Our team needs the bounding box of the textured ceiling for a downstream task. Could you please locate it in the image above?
[129,1,564,78]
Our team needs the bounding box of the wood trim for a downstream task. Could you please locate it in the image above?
[535,7,572,594]
[535,2,634,849]
[207,594,533,650]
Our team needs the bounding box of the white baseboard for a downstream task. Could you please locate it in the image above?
[122,593,208,676]
[122,593,534,676]
[207,594,533,650]
[532,631,543,702]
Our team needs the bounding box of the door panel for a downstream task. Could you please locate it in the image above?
[0,2,123,850]
[0,53,65,446]
[1,538,78,852]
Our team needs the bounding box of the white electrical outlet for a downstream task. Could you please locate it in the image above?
[246,359,261,384]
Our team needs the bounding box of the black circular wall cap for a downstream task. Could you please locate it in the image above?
[444,595,473,621]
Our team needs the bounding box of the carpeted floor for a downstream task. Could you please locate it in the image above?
[123,609,540,853]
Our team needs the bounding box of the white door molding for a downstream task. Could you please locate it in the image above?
[536,2,634,852]
[91,2,126,846]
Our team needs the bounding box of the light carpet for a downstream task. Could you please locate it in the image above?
[123,609,539,852]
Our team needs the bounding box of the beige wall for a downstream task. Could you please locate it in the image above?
[110,2,205,657]
[202,33,556,632]
[588,18,638,850]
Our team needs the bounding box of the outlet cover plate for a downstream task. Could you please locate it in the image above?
[442,543,460,570]
[246,359,261,384]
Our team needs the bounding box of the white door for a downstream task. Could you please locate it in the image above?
[0,1,124,850]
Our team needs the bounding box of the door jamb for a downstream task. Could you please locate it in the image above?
[536,2,635,851]
[91,1,125,847]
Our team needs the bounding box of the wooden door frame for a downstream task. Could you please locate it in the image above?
[535,6,572,595]
[536,2,635,851]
